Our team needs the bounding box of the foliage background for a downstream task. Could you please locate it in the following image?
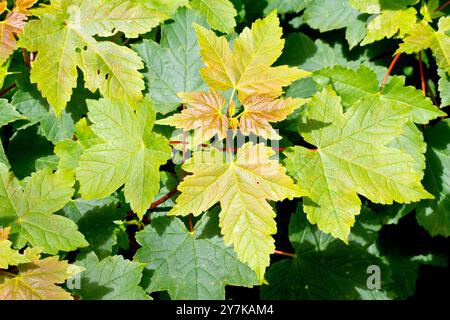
[0,0,449,300]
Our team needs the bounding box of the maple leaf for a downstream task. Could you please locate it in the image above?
[355,0,419,45]
[75,97,171,219]
[135,212,258,299]
[0,164,88,254]
[239,95,307,140]
[316,65,446,124]
[0,248,83,300]
[157,90,229,143]
[261,205,392,299]
[397,17,450,73]
[17,0,166,115]
[195,11,310,101]
[416,120,450,237]
[284,88,433,242]
[191,0,237,34]
[0,98,25,127]
[14,0,38,14]
[132,8,208,114]
[0,11,27,63]
[168,143,302,281]
[0,228,30,269]
[76,252,149,300]
[143,0,188,15]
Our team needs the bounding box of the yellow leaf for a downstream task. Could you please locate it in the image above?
[169,143,302,281]
[157,91,229,143]
[0,254,82,300]
[0,11,27,62]
[14,0,38,14]
[239,95,307,139]
[195,11,310,100]
[0,226,10,240]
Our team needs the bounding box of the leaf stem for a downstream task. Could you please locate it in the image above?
[418,51,426,96]
[0,270,16,278]
[380,53,401,91]
[435,0,450,12]
[274,250,296,258]
[0,83,17,98]
[149,187,178,209]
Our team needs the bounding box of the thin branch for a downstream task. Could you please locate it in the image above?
[426,81,439,106]
[149,187,178,209]
[435,0,450,12]
[380,53,401,91]
[418,51,426,96]
[274,250,296,258]
[0,83,17,98]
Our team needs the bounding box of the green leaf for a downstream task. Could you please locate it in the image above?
[416,120,450,237]
[397,17,450,73]
[191,0,237,34]
[0,239,30,269]
[261,205,392,300]
[134,212,258,299]
[0,165,88,254]
[18,0,165,115]
[143,0,188,15]
[12,89,75,144]
[132,8,207,114]
[285,88,433,242]
[316,65,446,124]
[303,0,366,48]
[168,143,301,281]
[264,0,307,14]
[360,3,418,45]
[0,98,24,127]
[75,97,171,219]
[438,68,450,107]
[63,196,126,258]
[76,251,149,300]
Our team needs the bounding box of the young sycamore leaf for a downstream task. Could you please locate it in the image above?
[18,0,166,115]
[354,0,419,45]
[168,143,302,281]
[134,212,258,299]
[76,251,149,300]
[316,65,446,124]
[416,120,450,237]
[0,11,27,63]
[0,99,25,127]
[75,97,171,219]
[195,11,310,101]
[284,88,433,242]
[157,91,307,142]
[190,0,237,34]
[143,0,188,15]
[0,164,88,254]
[0,247,83,300]
[0,227,30,269]
[397,17,450,73]
[132,8,208,114]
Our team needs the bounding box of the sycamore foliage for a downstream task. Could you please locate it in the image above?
[0,227,83,300]
[285,87,433,241]
[18,0,165,115]
[0,0,448,300]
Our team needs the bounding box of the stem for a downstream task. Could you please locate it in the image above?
[22,48,30,67]
[274,250,296,258]
[418,51,426,96]
[0,270,16,278]
[380,53,401,91]
[435,0,450,12]
[188,214,194,233]
[0,83,17,98]
[426,81,439,106]
[149,187,178,209]
[227,88,236,115]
